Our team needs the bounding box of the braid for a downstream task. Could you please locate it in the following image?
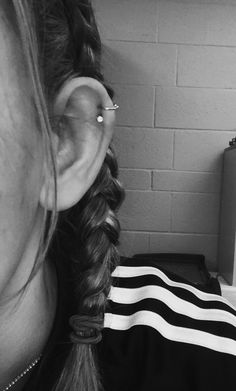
[54,147,124,391]
[60,146,123,315]
[30,0,125,390]
[72,148,123,313]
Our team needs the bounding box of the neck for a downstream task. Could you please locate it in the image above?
[0,260,57,389]
[0,210,57,388]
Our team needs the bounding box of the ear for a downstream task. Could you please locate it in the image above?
[40,77,116,211]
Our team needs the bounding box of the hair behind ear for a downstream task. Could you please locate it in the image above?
[52,146,125,391]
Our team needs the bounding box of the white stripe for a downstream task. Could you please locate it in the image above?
[104,310,236,357]
[112,266,236,311]
[109,285,236,328]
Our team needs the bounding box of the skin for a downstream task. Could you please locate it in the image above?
[0,2,57,388]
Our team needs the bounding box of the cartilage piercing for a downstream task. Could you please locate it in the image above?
[96,115,104,123]
[60,103,119,124]
[103,103,119,111]
[96,103,119,123]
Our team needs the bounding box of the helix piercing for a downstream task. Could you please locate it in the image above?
[103,103,119,111]
[96,103,119,124]
[58,103,119,124]
[96,115,104,124]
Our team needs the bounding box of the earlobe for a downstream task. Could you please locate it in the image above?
[40,77,116,211]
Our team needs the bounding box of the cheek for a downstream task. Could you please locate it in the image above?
[0,126,44,228]
[0,70,44,216]
[0,5,44,214]
[0,126,45,292]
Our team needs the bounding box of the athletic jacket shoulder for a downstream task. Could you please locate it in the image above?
[98,258,236,391]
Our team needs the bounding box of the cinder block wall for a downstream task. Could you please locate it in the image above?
[93,0,236,271]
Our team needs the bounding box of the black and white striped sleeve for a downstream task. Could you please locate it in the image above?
[98,259,236,391]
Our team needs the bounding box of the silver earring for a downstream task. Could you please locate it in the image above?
[62,104,119,124]
[96,103,119,124]
[96,115,104,123]
[103,103,119,111]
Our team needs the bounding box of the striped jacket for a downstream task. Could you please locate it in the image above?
[98,258,236,391]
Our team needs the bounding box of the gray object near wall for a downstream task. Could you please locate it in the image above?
[218,144,236,285]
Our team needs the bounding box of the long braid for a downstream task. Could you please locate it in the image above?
[54,146,124,391]
[29,1,125,390]
[70,147,124,313]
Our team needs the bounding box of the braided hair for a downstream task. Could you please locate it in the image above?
[13,0,124,390]
[53,147,124,391]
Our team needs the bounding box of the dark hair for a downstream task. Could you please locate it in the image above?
[13,0,124,390]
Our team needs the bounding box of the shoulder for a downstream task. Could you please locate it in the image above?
[105,258,236,354]
[99,258,236,390]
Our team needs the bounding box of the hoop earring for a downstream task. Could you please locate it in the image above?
[96,103,119,124]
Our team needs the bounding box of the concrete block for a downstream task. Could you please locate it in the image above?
[178,46,236,88]
[119,169,151,190]
[119,231,149,257]
[114,84,155,127]
[158,1,236,46]
[149,232,218,271]
[155,87,236,130]
[172,193,220,234]
[93,0,158,42]
[174,131,233,172]
[153,171,221,193]
[118,190,171,231]
[102,41,177,86]
[113,128,174,169]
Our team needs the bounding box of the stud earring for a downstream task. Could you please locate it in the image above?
[96,115,104,124]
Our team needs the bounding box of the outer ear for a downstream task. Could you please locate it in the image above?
[40,77,116,211]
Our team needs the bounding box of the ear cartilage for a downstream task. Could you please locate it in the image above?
[62,103,119,124]
[103,103,119,111]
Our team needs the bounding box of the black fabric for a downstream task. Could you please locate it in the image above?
[23,258,236,390]
[131,253,222,295]
[98,327,235,391]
